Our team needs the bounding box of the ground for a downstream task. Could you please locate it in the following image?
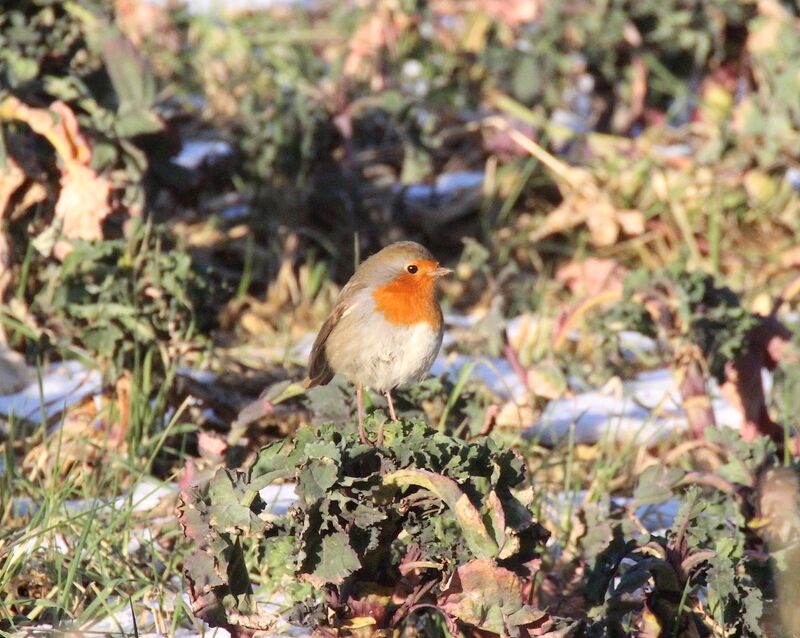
[2,1,800,636]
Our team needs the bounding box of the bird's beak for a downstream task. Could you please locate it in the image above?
[432,265,453,278]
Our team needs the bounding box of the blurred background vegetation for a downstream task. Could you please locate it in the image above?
[3,0,800,635]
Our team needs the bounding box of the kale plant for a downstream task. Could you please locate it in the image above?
[179,418,554,637]
[605,265,758,381]
[587,426,792,637]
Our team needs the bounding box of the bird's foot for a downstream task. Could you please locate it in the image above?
[358,420,371,446]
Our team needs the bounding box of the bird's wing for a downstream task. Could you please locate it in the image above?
[305,304,343,387]
[305,280,366,388]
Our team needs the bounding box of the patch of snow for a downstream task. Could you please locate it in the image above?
[653,143,693,158]
[222,203,250,221]
[10,478,177,519]
[145,0,312,14]
[528,367,742,445]
[432,352,528,401]
[618,330,658,359]
[786,167,800,192]
[635,499,679,534]
[435,171,484,192]
[173,140,233,170]
[0,360,102,423]
[551,109,591,135]
[177,365,218,385]
[259,482,298,515]
[543,489,679,533]
[400,170,484,203]
[530,389,680,446]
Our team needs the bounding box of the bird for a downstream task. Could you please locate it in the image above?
[305,241,451,445]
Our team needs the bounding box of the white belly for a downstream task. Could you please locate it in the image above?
[325,300,443,392]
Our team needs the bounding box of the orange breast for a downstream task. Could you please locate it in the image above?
[372,268,442,328]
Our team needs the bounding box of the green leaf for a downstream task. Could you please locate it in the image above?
[82,324,124,359]
[115,107,164,137]
[298,457,339,503]
[308,531,361,586]
[634,465,684,505]
[184,551,225,589]
[99,33,156,110]
[180,419,549,633]
[741,586,764,633]
[247,441,294,492]
[303,440,341,463]
[512,55,541,102]
[483,490,508,552]
[207,470,262,534]
[706,554,737,623]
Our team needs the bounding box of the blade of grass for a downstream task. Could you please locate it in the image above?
[438,360,476,433]
[57,497,100,624]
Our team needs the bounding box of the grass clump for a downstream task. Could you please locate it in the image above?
[29,221,214,382]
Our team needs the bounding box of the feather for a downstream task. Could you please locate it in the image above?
[305,279,367,387]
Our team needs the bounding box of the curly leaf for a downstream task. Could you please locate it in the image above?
[384,468,498,559]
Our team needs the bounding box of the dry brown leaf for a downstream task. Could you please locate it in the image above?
[556,257,626,297]
[22,396,126,482]
[197,431,229,460]
[747,11,784,53]
[53,163,113,260]
[0,157,26,303]
[343,6,412,85]
[526,363,567,400]
[616,209,646,235]
[780,245,800,268]
[114,0,179,51]
[585,200,621,247]
[0,98,92,164]
[0,96,112,260]
[0,156,26,216]
[496,399,536,429]
[486,117,645,247]
[433,0,542,28]
[758,467,800,631]
[552,289,623,351]
[13,182,48,221]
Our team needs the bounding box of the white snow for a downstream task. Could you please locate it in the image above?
[173,140,233,170]
[0,360,102,423]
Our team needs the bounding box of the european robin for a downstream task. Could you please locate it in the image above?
[305,241,451,444]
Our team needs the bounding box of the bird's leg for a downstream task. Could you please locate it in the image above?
[356,384,369,445]
[377,390,398,448]
[385,391,398,421]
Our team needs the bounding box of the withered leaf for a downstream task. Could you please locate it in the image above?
[439,559,546,636]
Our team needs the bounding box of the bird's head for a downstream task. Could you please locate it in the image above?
[359,241,451,326]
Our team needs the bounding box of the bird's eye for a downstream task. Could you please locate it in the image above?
[407,264,418,274]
